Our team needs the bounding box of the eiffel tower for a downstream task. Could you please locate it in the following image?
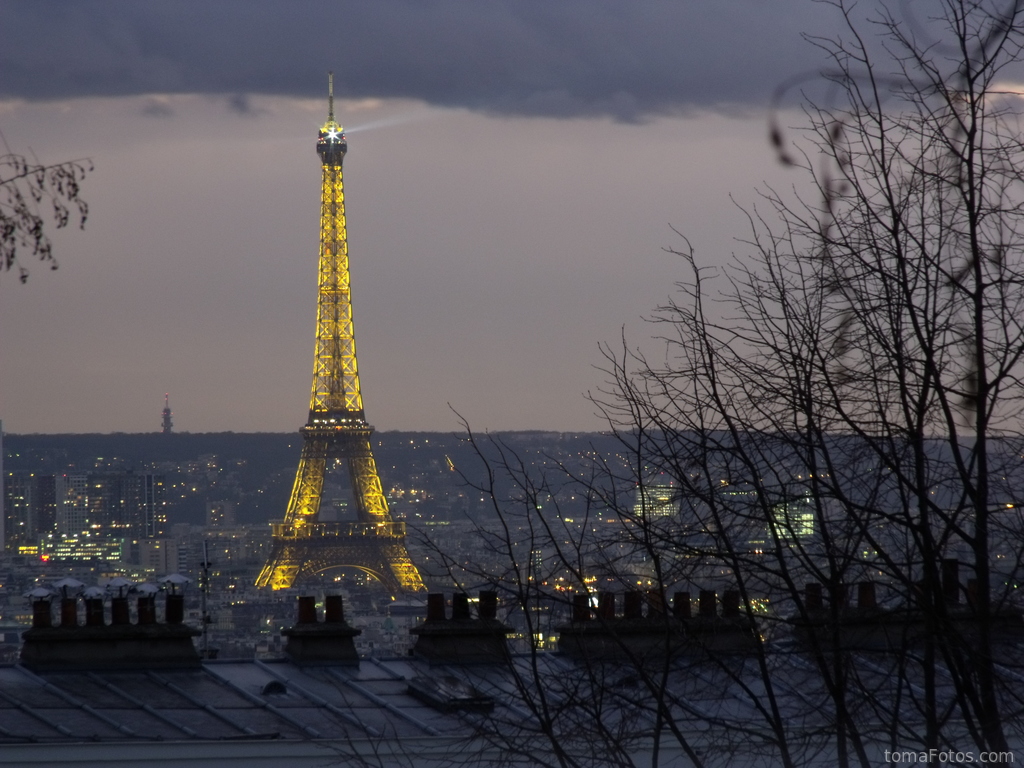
[256,75,426,594]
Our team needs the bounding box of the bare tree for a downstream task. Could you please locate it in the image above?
[439,2,1024,766]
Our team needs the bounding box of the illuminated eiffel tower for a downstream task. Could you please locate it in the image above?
[256,75,425,593]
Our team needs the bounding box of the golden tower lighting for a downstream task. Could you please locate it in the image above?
[256,74,426,593]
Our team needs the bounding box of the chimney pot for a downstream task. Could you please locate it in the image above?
[967,578,980,608]
[324,594,344,623]
[722,590,741,618]
[831,583,848,609]
[647,590,665,615]
[942,558,960,604]
[165,594,185,624]
[699,590,717,618]
[624,590,644,620]
[572,593,591,622]
[479,591,498,620]
[672,591,691,620]
[426,593,446,621]
[32,600,52,629]
[85,598,105,627]
[597,592,616,621]
[297,595,318,624]
[137,596,157,625]
[60,598,78,628]
[452,593,471,621]
[805,583,823,611]
[858,581,877,609]
[111,597,131,625]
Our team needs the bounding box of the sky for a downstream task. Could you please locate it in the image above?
[0,1,880,434]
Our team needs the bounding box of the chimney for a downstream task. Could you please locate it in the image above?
[31,600,52,629]
[282,595,361,665]
[137,596,157,625]
[967,578,980,608]
[452,593,472,621]
[479,591,498,620]
[297,595,318,624]
[942,559,960,605]
[60,598,78,628]
[426,593,446,621]
[831,583,849,609]
[410,591,513,665]
[647,590,665,616]
[699,590,717,618]
[858,581,877,610]
[672,592,691,620]
[84,598,105,627]
[804,583,823,611]
[623,591,644,620]
[571,593,591,622]
[722,590,741,618]
[111,597,131,626]
[324,594,344,623]
[165,594,185,624]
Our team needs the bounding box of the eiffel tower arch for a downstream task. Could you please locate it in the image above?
[256,75,426,594]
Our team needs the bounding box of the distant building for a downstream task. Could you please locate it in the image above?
[161,393,173,434]
[3,473,56,555]
[206,500,236,528]
[634,478,678,519]
[136,537,180,573]
[55,474,90,535]
[43,532,124,561]
[771,494,816,542]
[5,470,165,559]
[3,473,33,552]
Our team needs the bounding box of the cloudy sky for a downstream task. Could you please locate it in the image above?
[0,1,865,434]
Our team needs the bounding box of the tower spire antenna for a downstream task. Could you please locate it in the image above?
[328,71,334,123]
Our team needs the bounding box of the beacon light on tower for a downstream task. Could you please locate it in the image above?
[317,72,347,157]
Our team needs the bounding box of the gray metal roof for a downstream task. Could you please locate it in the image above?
[1,643,1023,767]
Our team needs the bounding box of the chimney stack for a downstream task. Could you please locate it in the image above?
[410,592,513,665]
[557,588,688,662]
[21,588,200,671]
[282,595,361,665]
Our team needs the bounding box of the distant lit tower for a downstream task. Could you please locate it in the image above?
[256,74,425,593]
[161,394,173,434]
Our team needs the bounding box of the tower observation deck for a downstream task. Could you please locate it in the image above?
[256,75,426,593]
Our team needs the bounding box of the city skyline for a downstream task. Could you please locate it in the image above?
[2,2,859,434]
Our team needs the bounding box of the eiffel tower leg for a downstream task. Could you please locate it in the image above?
[381,542,426,593]
[255,440,328,589]
[346,438,425,592]
[255,543,302,590]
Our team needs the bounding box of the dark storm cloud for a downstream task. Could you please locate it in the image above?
[1,1,841,119]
